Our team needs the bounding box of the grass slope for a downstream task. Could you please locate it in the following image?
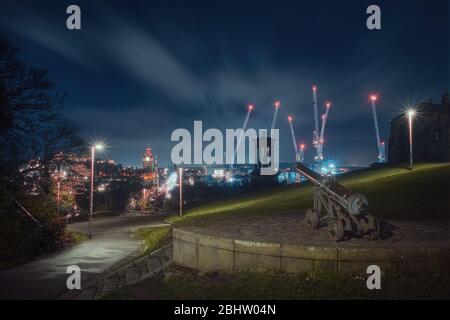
[134,226,171,256]
[104,265,450,300]
[167,163,450,225]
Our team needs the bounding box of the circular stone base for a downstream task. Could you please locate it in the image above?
[173,213,450,275]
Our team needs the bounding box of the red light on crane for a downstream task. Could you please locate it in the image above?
[370,94,378,102]
[288,115,293,122]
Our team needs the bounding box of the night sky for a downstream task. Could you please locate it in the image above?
[1,0,448,167]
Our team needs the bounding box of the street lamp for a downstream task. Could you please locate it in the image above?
[407,110,416,170]
[57,181,61,216]
[179,168,183,217]
[56,165,67,216]
[89,144,103,238]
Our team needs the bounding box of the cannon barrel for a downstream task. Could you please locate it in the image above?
[295,162,368,215]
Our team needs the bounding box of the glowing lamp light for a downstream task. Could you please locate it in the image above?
[406,108,416,169]
[274,101,280,108]
[95,144,104,150]
[326,102,331,108]
[300,144,305,149]
[407,109,416,117]
[145,156,150,162]
[312,85,317,91]
[248,104,254,111]
[370,95,378,102]
[288,116,293,122]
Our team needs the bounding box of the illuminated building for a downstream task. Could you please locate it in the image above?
[142,146,157,185]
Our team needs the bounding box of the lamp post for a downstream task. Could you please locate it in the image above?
[56,164,63,216]
[89,144,103,239]
[407,110,415,170]
[142,188,147,212]
[179,167,183,217]
[57,181,61,216]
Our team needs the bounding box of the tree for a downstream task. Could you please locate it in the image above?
[0,35,82,176]
[0,35,83,263]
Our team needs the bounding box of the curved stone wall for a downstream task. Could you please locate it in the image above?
[173,226,450,275]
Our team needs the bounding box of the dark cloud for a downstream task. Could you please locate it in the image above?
[0,0,448,167]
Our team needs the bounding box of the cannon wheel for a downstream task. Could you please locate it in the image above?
[304,209,319,229]
[329,219,345,242]
[368,217,381,240]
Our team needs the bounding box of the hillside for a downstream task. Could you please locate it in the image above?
[168,163,450,225]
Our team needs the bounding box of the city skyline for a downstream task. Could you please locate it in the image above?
[1,0,448,167]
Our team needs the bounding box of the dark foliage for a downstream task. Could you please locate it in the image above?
[0,35,82,267]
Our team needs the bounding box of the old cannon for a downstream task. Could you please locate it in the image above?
[296,162,380,241]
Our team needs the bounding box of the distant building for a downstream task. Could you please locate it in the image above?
[142,147,157,185]
[143,147,155,172]
[388,91,450,163]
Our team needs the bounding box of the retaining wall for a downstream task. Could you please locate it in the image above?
[173,226,450,275]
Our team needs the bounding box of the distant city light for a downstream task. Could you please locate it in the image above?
[212,169,226,179]
[165,172,178,191]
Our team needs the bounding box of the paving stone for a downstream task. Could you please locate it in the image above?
[57,244,173,300]
[102,277,120,296]
[125,267,140,285]
[192,213,450,248]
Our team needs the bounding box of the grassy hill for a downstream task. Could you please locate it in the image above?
[118,163,450,300]
[167,163,450,225]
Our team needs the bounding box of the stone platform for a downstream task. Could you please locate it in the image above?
[173,213,450,275]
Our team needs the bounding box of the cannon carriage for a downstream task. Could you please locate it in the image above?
[296,163,380,241]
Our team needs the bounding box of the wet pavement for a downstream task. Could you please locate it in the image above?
[0,214,169,299]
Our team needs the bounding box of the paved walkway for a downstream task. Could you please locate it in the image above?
[199,212,450,248]
[0,214,170,299]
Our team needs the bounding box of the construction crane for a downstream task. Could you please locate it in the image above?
[242,104,253,131]
[271,101,280,130]
[369,95,385,162]
[312,85,321,162]
[234,104,254,162]
[317,101,331,161]
[298,143,305,162]
[288,116,299,162]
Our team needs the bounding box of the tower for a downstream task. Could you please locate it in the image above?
[142,147,155,185]
[143,147,154,172]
